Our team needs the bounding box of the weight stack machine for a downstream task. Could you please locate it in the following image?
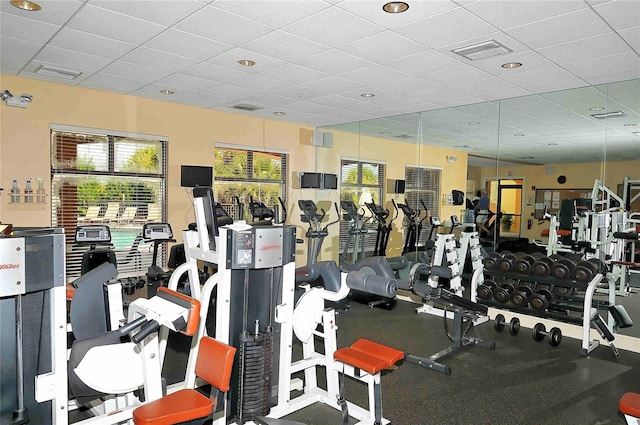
[0,228,66,425]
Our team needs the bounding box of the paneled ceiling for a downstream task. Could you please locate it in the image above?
[1,0,639,164]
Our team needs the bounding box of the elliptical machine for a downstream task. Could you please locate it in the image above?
[298,199,340,265]
[339,200,370,265]
[365,198,397,257]
[393,199,427,255]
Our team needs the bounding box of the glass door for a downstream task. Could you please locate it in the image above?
[497,180,523,238]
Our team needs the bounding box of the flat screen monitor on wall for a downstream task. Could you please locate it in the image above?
[181,165,213,187]
[323,173,338,190]
[300,172,322,189]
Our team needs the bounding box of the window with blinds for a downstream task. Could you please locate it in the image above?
[51,128,167,281]
[213,147,287,221]
[404,165,441,246]
[339,159,385,255]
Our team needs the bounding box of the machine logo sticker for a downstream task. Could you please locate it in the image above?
[260,245,281,251]
[0,263,20,270]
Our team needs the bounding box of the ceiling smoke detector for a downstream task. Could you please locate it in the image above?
[231,103,263,111]
[451,39,513,61]
[35,64,82,80]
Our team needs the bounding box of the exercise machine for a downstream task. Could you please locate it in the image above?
[339,200,369,265]
[298,199,340,265]
[142,222,176,296]
[365,198,397,257]
[393,199,427,255]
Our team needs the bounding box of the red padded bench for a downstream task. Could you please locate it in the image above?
[620,392,640,424]
[334,339,404,425]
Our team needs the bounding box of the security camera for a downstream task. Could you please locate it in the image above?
[19,94,32,103]
[0,90,12,101]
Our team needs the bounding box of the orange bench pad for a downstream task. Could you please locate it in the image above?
[334,338,404,375]
[133,389,212,425]
[541,229,571,237]
[620,392,640,418]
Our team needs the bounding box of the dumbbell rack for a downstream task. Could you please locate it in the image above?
[474,269,616,355]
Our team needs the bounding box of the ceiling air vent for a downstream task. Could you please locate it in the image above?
[590,111,627,119]
[35,64,82,80]
[395,134,412,139]
[231,103,263,111]
[451,39,513,61]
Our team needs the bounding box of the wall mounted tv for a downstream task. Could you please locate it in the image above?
[300,172,338,190]
[181,165,213,187]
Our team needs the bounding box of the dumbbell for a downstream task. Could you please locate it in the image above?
[497,251,526,272]
[550,258,576,280]
[532,256,555,278]
[494,313,520,335]
[571,258,606,283]
[483,252,504,271]
[510,285,534,307]
[513,253,537,274]
[528,288,553,310]
[476,279,497,301]
[532,323,562,346]
[492,282,515,304]
[552,285,576,298]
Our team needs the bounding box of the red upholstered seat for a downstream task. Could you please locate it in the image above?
[620,392,640,418]
[541,229,571,237]
[133,336,236,425]
[334,338,404,375]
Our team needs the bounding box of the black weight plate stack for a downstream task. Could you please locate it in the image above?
[529,289,553,310]
[551,259,576,280]
[571,260,598,283]
[498,252,518,272]
[532,256,554,278]
[483,252,503,271]
[492,282,515,304]
[514,254,536,274]
[477,280,497,301]
[510,285,533,307]
[553,286,576,298]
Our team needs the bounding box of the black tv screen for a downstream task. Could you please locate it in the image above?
[323,173,338,190]
[301,172,322,189]
[181,165,213,187]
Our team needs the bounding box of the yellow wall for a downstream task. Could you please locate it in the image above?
[0,75,469,265]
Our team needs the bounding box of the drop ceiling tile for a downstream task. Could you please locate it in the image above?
[0,13,60,43]
[525,77,589,95]
[411,86,467,103]
[213,0,329,28]
[144,29,232,61]
[174,92,233,108]
[205,83,261,100]
[120,47,199,73]
[1,54,30,73]
[562,51,640,78]
[463,0,586,30]
[206,48,286,74]
[369,95,429,110]
[313,94,367,109]
[340,30,426,63]
[583,68,640,85]
[453,77,517,96]
[79,83,132,94]
[536,32,632,64]
[79,72,148,92]
[132,83,198,100]
[422,65,493,88]
[284,7,383,48]
[301,75,365,94]
[395,7,497,49]
[89,0,205,26]
[433,95,485,108]
[340,86,397,101]
[181,62,248,83]
[230,75,293,93]
[240,93,299,108]
[501,66,577,88]
[49,28,137,59]
[341,64,410,86]
[0,36,43,58]
[102,61,172,82]
[242,30,327,62]
[376,77,443,96]
[33,45,112,72]
[174,6,274,46]
[477,87,533,101]
[0,0,84,25]
[505,8,612,49]
[337,0,457,30]
[66,4,166,44]
[286,100,336,115]
[460,52,554,79]
[154,74,219,91]
[619,26,640,52]
[593,0,640,30]
[382,50,464,77]
[255,65,327,88]
[270,86,329,101]
[295,50,373,75]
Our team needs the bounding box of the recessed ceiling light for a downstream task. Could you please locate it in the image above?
[589,107,605,111]
[360,93,375,98]
[623,123,637,127]
[237,59,256,67]
[514,133,525,137]
[273,111,286,116]
[383,2,409,13]
[632,132,640,136]
[468,121,480,125]
[10,0,41,11]
[160,90,174,95]
[501,62,522,69]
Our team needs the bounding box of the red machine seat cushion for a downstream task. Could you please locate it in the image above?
[620,392,640,418]
[132,389,212,425]
[334,338,404,375]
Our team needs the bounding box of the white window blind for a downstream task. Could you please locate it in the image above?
[339,159,385,254]
[51,129,167,281]
[405,165,441,246]
[213,147,287,221]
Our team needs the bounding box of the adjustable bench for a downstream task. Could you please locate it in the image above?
[620,392,640,425]
[334,338,404,425]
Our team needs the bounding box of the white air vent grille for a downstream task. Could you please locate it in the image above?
[231,103,263,111]
[591,111,627,119]
[35,64,82,80]
[451,40,513,61]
